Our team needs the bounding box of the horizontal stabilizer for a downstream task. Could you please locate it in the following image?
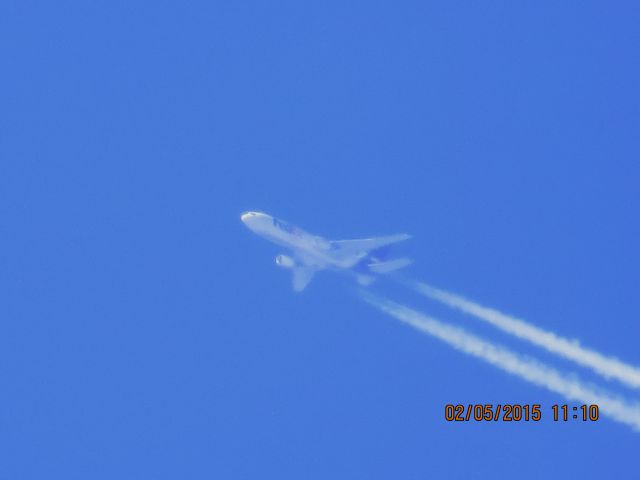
[357,274,376,286]
[368,257,413,274]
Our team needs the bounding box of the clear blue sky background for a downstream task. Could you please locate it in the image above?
[2,1,639,478]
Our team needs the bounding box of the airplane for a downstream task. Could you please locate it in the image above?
[241,211,412,291]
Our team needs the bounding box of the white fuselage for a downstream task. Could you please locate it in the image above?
[241,211,358,270]
[241,210,412,291]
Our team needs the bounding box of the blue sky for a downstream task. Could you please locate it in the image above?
[2,1,639,478]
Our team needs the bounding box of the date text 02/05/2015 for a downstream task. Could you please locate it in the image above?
[444,404,599,422]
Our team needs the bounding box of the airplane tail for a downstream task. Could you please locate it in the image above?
[368,257,413,274]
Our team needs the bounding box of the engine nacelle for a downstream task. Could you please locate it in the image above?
[275,254,295,268]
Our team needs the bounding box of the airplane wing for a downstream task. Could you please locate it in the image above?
[292,266,316,292]
[330,233,411,258]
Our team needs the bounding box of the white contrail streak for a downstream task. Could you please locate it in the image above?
[361,291,640,431]
[411,282,640,390]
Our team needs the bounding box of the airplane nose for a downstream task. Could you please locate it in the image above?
[241,211,257,223]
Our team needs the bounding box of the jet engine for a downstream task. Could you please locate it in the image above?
[275,254,295,268]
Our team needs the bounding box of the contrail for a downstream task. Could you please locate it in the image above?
[410,281,640,390]
[361,291,640,431]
